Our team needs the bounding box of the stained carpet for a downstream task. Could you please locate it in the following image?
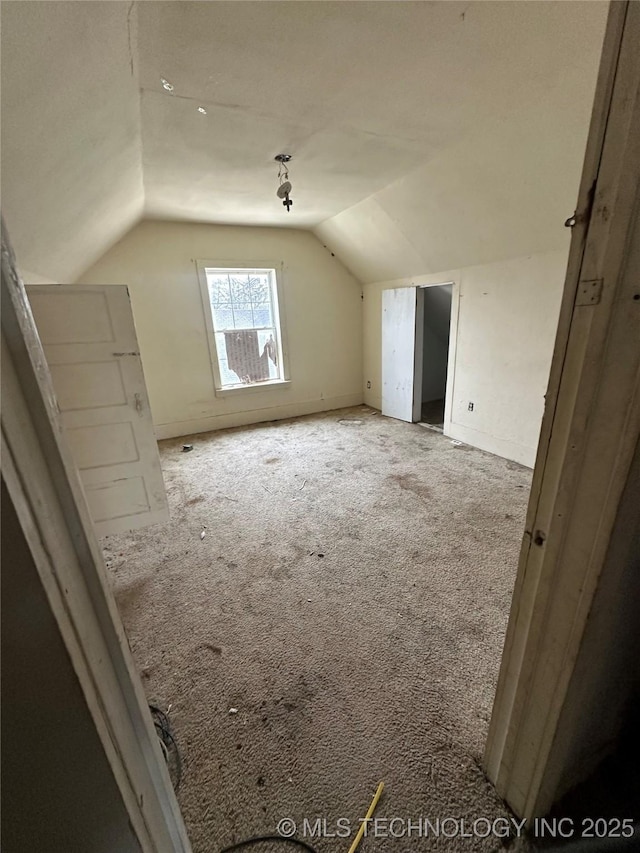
[102,406,532,853]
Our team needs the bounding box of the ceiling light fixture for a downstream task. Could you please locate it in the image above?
[160,77,174,91]
[197,106,207,114]
[275,154,293,212]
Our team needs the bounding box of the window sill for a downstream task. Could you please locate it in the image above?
[214,379,291,398]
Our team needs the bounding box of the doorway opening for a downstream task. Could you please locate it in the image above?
[415,284,453,432]
[381,281,456,430]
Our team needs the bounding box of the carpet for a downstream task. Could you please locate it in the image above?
[102,406,532,853]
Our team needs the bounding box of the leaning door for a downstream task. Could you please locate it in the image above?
[381,286,418,422]
[27,284,169,536]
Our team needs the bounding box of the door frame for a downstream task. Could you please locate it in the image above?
[484,0,640,817]
[412,281,457,430]
[1,227,192,851]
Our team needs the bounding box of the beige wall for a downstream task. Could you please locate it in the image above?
[364,249,568,467]
[19,270,58,285]
[80,220,363,438]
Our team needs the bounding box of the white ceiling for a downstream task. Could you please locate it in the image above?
[1,0,608,281]
[1,1,144,282]
[138,0,605,225]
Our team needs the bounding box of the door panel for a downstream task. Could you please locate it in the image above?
[381,286,418,422]
[50,361,127,409]
[27,284,169,536]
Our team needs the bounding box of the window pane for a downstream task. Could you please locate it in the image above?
[252,306,272,328]
[233,305,253,329]
[248,276,269,303]
[229,275,251,303]
[258,329,279,380]
[212,307,234,329]
[206,268,282,388]
[208,275,231,304]
[214,333,241,386]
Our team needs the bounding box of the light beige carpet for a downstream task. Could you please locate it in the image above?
[103,406,532,853]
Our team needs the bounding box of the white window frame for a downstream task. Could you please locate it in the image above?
[196,259,291,397]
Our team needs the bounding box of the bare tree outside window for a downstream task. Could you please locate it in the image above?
[205,268,284,388]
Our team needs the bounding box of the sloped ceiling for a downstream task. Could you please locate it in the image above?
[314,54,606,283]
[1,1,608,282]
[315,4,609,283]
[1,1,145,282]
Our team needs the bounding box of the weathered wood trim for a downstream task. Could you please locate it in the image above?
[485,0,640,817]
[1,224,192,852]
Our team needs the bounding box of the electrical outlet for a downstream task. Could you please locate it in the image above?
[367,381,372,389]
[468,402,474,412]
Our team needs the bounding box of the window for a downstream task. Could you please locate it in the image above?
[200,266,287,391]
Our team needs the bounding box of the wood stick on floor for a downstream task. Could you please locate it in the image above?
[347,781,384,853]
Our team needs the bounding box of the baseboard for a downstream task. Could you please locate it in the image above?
[445,420,535,468]
[361,403,535,468]
[153,393,365,440]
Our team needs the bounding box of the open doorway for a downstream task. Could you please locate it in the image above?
[415,283,453,432]
[381,281,456,432]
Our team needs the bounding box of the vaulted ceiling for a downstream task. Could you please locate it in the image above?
[1,1,608,282]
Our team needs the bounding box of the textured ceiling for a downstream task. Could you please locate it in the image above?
[1,0,608,281]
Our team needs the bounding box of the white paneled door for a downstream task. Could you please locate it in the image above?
[26,284,169,536]
[381,286,418,422]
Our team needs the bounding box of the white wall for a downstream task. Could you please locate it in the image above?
[367,250,567,467]
[80,220,363,438]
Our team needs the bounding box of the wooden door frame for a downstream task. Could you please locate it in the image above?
[1,227,192,851]
[484,0,640,817]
